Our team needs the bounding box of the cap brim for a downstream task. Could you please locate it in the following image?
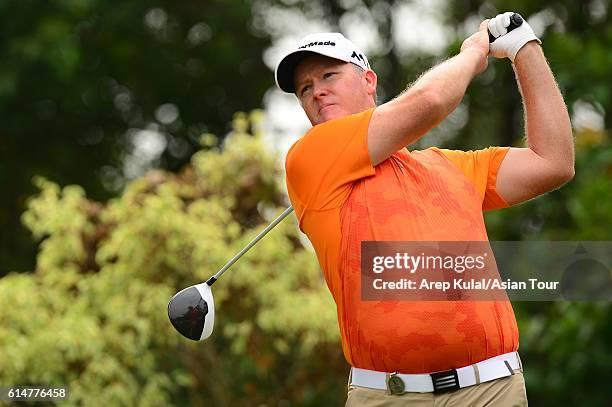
[275,50,314,93]
[275,50,350,94]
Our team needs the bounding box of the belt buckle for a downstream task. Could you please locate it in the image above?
[430,369,460,394]
[387,372,405,395]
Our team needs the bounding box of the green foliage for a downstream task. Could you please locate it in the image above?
[0,270,177,406]
[0,0,274,273]
[1,114,345,406]
[485,132,612,406]
[515,302,611,407]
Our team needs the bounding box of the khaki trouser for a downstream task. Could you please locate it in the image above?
[346,369,528,406]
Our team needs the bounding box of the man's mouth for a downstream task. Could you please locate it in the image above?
[318,104,335,114]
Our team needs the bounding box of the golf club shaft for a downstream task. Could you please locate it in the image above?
[206,205,294,286]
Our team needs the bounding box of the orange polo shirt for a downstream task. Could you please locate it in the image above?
[285,108,519,374]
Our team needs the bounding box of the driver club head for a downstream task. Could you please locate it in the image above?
[167,283,215,341]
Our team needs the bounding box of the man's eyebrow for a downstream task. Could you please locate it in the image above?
[295,77,310,91]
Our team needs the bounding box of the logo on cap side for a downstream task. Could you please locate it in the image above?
[298,41,336,49]
[350,51,369,68]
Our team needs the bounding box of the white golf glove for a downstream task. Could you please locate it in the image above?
[488,12,541,62]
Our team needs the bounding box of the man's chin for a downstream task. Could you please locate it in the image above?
[317,110,344,125]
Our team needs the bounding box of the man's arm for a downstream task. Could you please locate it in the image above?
[495,42,575,205]
[367,22,490,166]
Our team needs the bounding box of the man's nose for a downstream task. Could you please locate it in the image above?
[312,83,329,99]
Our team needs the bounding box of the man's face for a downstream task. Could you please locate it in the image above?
[294,54,376,126]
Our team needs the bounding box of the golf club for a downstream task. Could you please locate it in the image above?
[167,205,294,341]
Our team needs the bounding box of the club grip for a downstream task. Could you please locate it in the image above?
[488,13,523,43]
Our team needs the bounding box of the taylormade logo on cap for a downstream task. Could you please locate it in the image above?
[299,41,336,48]
[275,32,371,93]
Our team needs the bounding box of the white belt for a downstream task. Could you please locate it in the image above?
[350,351,522,394]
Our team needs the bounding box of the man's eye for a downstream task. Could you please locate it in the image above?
[323,72,336,79]
[300,85,311,95]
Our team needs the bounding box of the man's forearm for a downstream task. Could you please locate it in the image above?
[375,48,484,141]
[367,24,489,165]
[513,42,574,175]
[408,48,484,120]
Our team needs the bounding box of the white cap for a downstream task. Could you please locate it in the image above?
[275,32,371,93]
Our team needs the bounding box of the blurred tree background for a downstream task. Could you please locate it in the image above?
[0,0,272,273]
[0,0,610,406]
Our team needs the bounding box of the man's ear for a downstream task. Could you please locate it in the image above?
[364,70,377,98]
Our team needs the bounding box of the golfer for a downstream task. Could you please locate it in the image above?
[275,12,573,406]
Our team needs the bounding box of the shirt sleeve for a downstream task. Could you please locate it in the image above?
[432,146,511,211]
[285,108,376,218]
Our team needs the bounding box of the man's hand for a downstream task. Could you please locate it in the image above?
[489,12,541,62]
[460,20,490,75]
